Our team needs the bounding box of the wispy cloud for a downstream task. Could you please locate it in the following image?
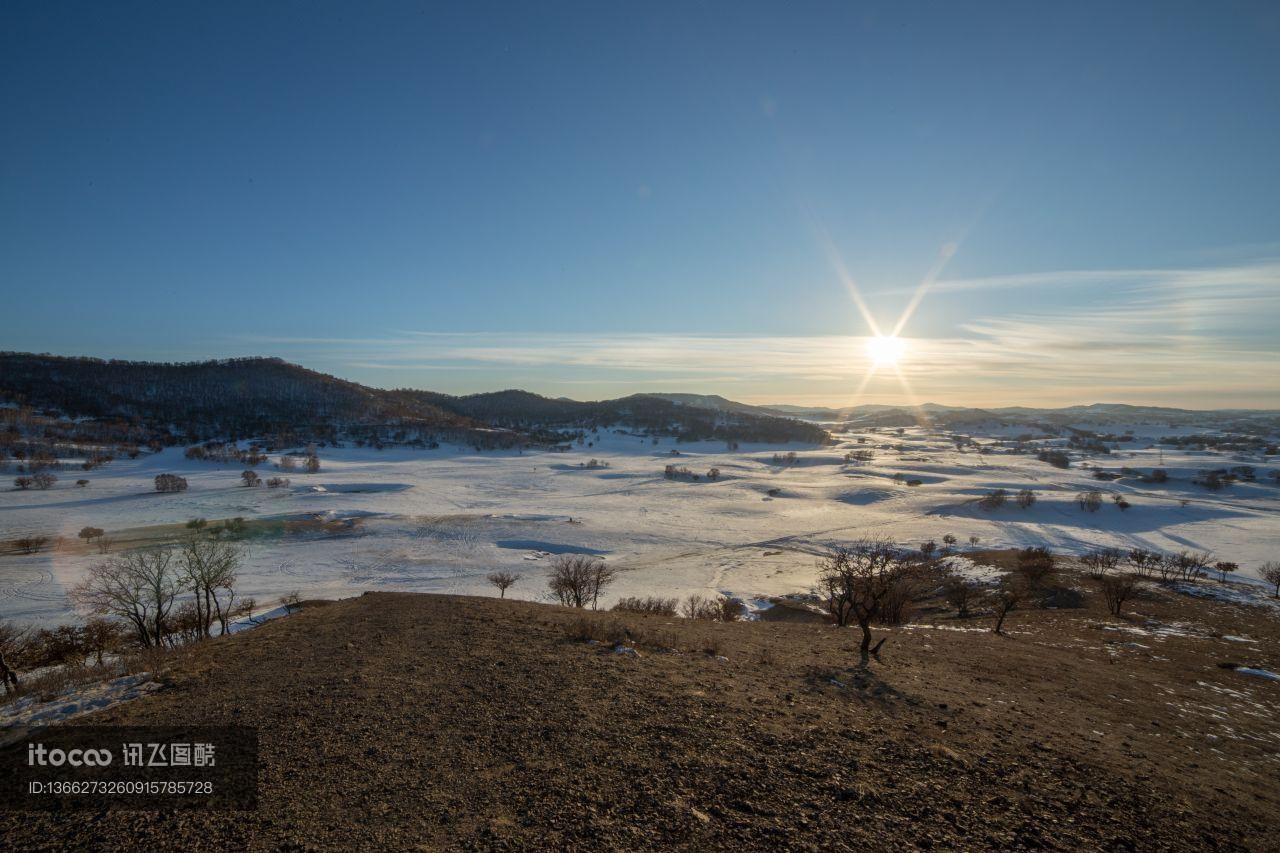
[229,259,1280,407]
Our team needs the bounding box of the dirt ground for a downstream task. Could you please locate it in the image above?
[2,572,1278,850]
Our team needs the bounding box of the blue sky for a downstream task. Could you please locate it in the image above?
[3,1,1278,406]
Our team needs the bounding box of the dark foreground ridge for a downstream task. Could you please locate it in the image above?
[3,591,1277,850]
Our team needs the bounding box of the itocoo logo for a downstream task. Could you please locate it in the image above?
[27,744,113,767]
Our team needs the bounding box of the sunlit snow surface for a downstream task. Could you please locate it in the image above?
[2,425,1277,627]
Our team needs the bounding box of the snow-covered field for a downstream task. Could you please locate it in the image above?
[2,425,1277,627]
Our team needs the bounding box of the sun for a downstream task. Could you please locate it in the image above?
[866,335,907,366]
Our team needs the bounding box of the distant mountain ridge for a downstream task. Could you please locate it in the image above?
[0,353,828,447]
[761,401,1280,431]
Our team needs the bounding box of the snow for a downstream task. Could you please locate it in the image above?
[1,425,1278,627]
[0,673,159,735]
[1235,668,1280,682]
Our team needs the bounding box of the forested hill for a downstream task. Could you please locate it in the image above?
[406,389,828,444]
[0,353,828,447]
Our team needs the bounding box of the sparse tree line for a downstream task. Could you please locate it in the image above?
[978,488,1036,511]
[1193,466,1260,491]
[1160,433,1274,453]
[0,532,281,692]
[483,557,749,623]
[663,464,721,482]
[68,536,254,648]
[977,487,1137,513]
[186,441,269,466]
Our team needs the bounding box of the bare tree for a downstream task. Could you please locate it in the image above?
[71,549,180,647]
[32,472,57,490]
[1080,547,1123,577]
[14,535,50,554]
[13,476,32,490]
[1127,548,1161,578]
[1015,547,1056,589]
[1096,573,1138,616]
[154,473,188,493]
[1261,562,1280,598]
[978,488,1007,510]
[943,573,979,618]
[0,651,18,694]
[486,571,520,598]
[240,470,261,488]
[177,536,245,637]
[81,618,123,665]
[818,539,921,662]
[78,526,105,548]
[1165,550,1211,583]
[1213,561,1238,584]
[1077,490,1103,512]
[547,555,615,609]
[990,581,1021,635]
[0,621,32,687]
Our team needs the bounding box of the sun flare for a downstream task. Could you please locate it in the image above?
[866,335,907,366]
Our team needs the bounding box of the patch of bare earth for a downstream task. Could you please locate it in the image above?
[2,580,1277,850]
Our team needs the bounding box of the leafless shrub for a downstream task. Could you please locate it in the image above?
[1164,550,1210,584]
[680,594,743,622]
[14,535,51,554]
[82,617,124,665]
[547,555,616,609]
[32,472,57,490]
[978,489,1007,510]
[154,473,188,493]
[1127,548,1161,578]
[1077,490,1103,512]
[486,571,520,598]
[612,596,678,616]
[943,574,980,618]
[1262,562,1280,598]
[1015,547,1055,589]
[0,621,32,656]
[1015,488,1035,509]
[1096,573,1138,616]
[1080,547,1123,578]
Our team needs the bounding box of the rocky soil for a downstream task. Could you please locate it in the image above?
[2,574,1278,850]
